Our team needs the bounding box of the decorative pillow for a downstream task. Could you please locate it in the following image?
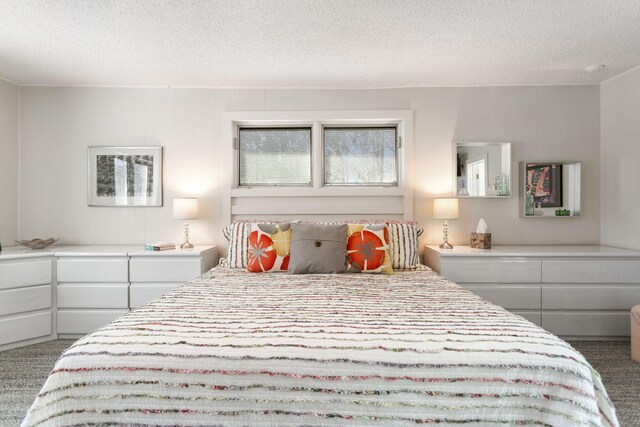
[222,220,286,269]
[387,222,424,270]
[288,223,348,274]
[247,223,292,273]
[346,224,392,274]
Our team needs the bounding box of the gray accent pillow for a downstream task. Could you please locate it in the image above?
[288,223,348,274]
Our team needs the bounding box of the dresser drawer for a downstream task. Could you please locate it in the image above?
[57,309,128,334]
[541,259,640,283]
[0,285,52,316]
[58,283,129,309]
[543,286,640,310]
[464,285,541,309]
[512,311,541,326]
[0,260,52,290]
[440,259,541,283]
[57,258,128,282]
[0,311,52,345]
[130,258,202,282]
[542,312,630,336]
[130,282,183,308]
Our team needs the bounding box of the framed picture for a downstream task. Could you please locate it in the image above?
[88,146,163,207]
[526,163,562,207]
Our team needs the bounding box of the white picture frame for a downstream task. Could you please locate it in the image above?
[88,146,163,207]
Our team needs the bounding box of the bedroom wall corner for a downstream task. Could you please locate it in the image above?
[0,78,20,247]
[601,66,640,251]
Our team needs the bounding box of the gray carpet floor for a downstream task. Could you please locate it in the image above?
[1,339,638,426]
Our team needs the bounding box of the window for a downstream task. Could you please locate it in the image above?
[238,127,312,186]
[323,127,398,186]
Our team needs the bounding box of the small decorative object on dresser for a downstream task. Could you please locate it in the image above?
[433,198,459,249]
[88,146,163,207]
[173,198,198,249]
[15,238,59,249]
[470,218,491,249]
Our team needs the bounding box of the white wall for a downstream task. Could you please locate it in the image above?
[0,79,19,247]
[601,67,640,250]
[18,85,601,248]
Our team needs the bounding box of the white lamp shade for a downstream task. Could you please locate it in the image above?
[433,198,459,220]
[173,198,198,220]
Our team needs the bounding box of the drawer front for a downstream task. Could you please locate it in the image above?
[58,283,129,309]
[57,258,128,282]
[543,286,640,310]
[0,311,52,345]
[0,285,52,316]
[512,311,541,326]
[130,258,202,282]
[542,312,630,337]
[57,309,128,334]
[441,259,541,283]
[130,282,183,308]
[541,259,640,284]
[0,260,52,290]
[463,285,541,309]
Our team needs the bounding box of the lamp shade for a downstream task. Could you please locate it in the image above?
[433,198,459,220]
[173,198,198,220]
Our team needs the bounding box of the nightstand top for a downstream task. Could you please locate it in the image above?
[425,245,640,258]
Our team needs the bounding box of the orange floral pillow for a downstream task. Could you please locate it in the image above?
[247,223,292,272]
[346,224,393,274]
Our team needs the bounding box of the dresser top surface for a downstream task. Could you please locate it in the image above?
[0,245,216,259]
[425,245,640,258]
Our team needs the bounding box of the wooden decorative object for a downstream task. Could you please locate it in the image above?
[15,238,59,249]
[470,233,491,249]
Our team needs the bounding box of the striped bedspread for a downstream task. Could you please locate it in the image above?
[23,268,618,426]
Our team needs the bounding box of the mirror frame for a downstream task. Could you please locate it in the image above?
[519,161,582,218]
[453,141,512,198]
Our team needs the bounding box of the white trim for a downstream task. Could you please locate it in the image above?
[600,63,640,85]
[14,82,600,89]
[222,110,414,223]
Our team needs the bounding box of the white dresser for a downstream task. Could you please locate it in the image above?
[129,247,218,309]
[0,245,218,347]
[0,248,56,351]
[56,247,132,336]
[425,245,640,339]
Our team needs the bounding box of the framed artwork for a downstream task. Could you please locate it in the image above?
[526,163,562,207]
[88,146,163,207]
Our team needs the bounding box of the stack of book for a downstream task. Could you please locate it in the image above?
[145,242,176,251]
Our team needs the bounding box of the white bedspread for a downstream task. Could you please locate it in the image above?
[23,268,618,426]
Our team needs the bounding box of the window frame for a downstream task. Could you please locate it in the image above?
[237,125,313,188]
[321,124,399,187]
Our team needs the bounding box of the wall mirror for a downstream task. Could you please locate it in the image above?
[454,142,511,198]
[519,161,581,218]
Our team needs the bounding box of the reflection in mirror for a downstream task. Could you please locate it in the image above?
[454,142,511,197]
[520,161,581,217]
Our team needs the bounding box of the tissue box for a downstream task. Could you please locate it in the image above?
[470,233,491,249]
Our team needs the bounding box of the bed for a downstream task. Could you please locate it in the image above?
[23,267,618,426]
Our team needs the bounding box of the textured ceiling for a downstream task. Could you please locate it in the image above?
[1,0,640,87]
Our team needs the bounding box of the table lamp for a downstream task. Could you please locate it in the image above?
[433,198,459,249]
[173,198,198,249]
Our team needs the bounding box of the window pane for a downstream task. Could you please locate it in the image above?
[324,127,397,185]
[239,128,311,186]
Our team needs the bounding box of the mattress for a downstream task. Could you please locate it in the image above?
[23,268,618,426]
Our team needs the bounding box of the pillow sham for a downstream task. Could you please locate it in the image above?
[223,220,286,269]
[288,223,348,274]
[247,223,292,273]
[346,224,392,274]
[387,222,423,270]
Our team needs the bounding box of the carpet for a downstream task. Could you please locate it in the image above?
[1,339,638,426]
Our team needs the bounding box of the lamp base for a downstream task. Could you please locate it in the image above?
[439,242,454,250]
[180,242,194,249]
